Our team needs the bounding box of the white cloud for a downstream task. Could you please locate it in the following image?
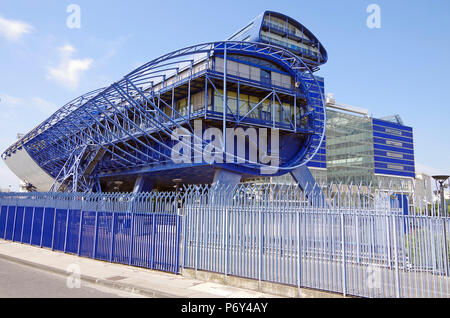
[0,94,23,107]
[415,163,441,177]
[47,44,93,89]
[31,97,57,114]
[0,15,33,41]
[0,93,57,117]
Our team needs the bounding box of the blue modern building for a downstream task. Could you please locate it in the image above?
[322,96,415,189]
[252,93,416,190]
[372,117,415,179]
[2,11,329,193]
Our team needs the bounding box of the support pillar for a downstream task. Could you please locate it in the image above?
[212,168,242,188]
[133,176,154,193]
[290,165,325,205]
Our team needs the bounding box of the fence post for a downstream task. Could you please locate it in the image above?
[443,218,449,276]
[92,211,99,259]
[224,207,228,281]
[181,203,188,274]
[64,206,71,253]
[3,204,9,239]
[128,212,135,266]
[78,210,84,256]
[30,206,36,244]
[39,208,46,248]
[258,205,262,290]
[296,206,302,294]
[175,213,181,274]
[340,212,347,297]
[12,202,18,241]
[20,203,26,243]
[51,206,57,251]
[386,214,392,268]
[392,214,401,298]
[355,213,360,264]
[195,205,200,278]
[151,213,156,270]
[109,212,116,263]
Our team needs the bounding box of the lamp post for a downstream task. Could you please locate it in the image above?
[173,178,182,210]
[433,175,449,276]
[433,175,449,217]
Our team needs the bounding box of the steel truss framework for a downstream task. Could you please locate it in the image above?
[2,41,326,192]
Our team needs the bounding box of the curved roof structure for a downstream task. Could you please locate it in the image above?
[3,12,327,193]
[229,11,328,69]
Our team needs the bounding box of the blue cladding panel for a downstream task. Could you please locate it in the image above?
[53,209,67,251]
[12,207,24,242]
[374,162,415,172]
[372,117,415,177]
[31,207,44,246]
[372,118,413,132]
[5,206,16,240]
[42,208,55,248]
[22,207,34,243]
[373,131,413,143]
[96,212,113,261]
[66,210,81,254]
[373,150,414,160]
[0,206,8,238]
[0,197,181,274]
[153,214,179,273]
[131,213,154,268]
[373,156,415,166]
[373,137,413,149]
[374,169,415,178]
[112,213,132,264]
[80,211,96,258]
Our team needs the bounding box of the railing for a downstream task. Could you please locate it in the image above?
[181,183,450,298]
[0,182,448,298]
[0,192,182,274]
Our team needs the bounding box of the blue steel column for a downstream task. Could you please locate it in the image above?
[11,201,18,242]
[39,196,48,247]
[77,209,83,256]
[63,200,71,252]
[109,211,116,262]
[51,203,57,250]
[223,45,227,153]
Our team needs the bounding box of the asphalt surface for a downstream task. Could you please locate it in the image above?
[0,258,144,298]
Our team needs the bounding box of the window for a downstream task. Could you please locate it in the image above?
[260,69,271,86]
[387,164,404,170]
[386,152,403,159]
[386,140,403,147]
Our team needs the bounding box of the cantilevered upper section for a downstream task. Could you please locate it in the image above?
[228,11,328,69]
[2,11,328,193]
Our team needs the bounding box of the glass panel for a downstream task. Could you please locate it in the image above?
[326,109,375,185]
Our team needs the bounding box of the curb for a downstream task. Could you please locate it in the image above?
[0,250,178,298]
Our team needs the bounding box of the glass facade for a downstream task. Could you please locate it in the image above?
[326,110,375,185]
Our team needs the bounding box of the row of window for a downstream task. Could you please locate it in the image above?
[263,15,309,40]
[174,88,306,127]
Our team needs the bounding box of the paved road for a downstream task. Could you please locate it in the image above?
[0,259,144,298]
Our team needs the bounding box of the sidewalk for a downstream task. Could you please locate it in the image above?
[0,239,278,298]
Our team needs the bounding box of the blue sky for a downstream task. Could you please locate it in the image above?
[0,0,449,190]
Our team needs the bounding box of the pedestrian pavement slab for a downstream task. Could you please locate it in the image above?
[0,240,278,298]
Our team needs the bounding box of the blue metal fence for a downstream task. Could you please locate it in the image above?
[1,183,449,298]
[181,183,450,298]
[0,192,182,274]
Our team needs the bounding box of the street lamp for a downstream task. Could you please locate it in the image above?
[173,178,182,210]
[432,175,449,217]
